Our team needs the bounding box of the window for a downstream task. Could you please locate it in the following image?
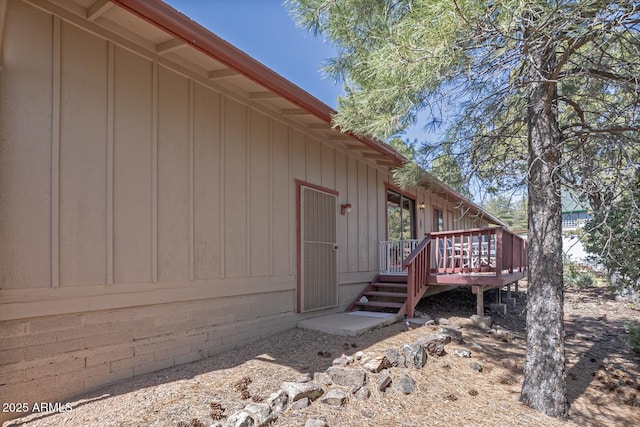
[434,209,444,232]
[386,189,415,240]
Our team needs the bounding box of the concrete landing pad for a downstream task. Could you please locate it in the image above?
[297,311,400,337]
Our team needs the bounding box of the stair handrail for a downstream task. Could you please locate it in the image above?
[402,235,432,317]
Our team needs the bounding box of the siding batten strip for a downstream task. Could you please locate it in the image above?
[151,62,158,283]
[51,16,61,288]
[188,79,194,281]
[219,96,225,278]
[268,118,273,276]
[0,0,8,71]
[246,107,251,276]
[106,42,115,285]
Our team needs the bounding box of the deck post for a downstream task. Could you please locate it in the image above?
[496,286,502,304]
[473,285,486,317]
[506,283,512,299]
[515,280,519,294]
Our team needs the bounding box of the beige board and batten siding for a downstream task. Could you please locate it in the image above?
[0,0,388,415]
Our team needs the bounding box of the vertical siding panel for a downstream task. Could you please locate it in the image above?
[0,2,52,289]
[113,47,152,284]
[59,22,108,286]
[335,151,348,274]
[223,98,247,278]
[305,138,321,185]
[368,166,378,272]
[346,157,358,272]
[157,66,189,281]
[249,111,271,276]
[357,162,368,271]
[270,121,290,276]
[425,193,432,233]
[193,84,221,279]
[290,129,306,181]
[378,173,388,240]
[321,144,335,190]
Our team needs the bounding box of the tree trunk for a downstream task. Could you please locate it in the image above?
[520,37,568,417]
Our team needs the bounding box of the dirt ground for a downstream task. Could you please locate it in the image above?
[5,281,640,427]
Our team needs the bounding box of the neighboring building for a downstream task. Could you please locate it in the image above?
[0,0,521,420]
[561,192,591,265]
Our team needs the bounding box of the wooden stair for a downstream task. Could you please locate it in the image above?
[346,274,409,316]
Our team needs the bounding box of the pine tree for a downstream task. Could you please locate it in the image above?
[288,0,640,417]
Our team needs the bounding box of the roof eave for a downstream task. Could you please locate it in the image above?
[108,0,406,167]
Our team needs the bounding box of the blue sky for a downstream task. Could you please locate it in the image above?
[164,0,343,107]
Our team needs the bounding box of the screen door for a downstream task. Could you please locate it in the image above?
[300,186,338,312]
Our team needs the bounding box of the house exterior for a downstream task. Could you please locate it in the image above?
[561,192,591,265]
[0,0,503,419]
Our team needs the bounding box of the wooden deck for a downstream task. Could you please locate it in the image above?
[348,227,527,318]
[403,227,527,317]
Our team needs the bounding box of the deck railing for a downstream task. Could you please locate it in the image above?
[401,237,431,316]
[379,239,420,274]
[430,227,527,276]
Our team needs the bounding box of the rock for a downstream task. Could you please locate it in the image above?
[392,375,416,394]
[225,410,253,427]
[362,355,391,373]
[470,362,483,372]
[320,388,348,406]
[470,315,492,329]
[425,340,446,357]
[280,382,324,402]
[354,386,370,400]
[384,348,406,367]
[290,397,309,410]
[377,369,392,391]
[297,373,313,383]
[406,317,430,325]
[436,333,453,345]
[313,372,333,386]
[305,419,328,427]
[243,403,272,424]
[354,351,365,360]
[453,348,471,358]
[471,342,483,350]
[332,355,352,366]
[402,343,427,369]
[416,333,445,345]
[225,403,274,427]
[415,334,448,356]
[438,327,463,341]
[326,366,366,388]
[267,390,289,413]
